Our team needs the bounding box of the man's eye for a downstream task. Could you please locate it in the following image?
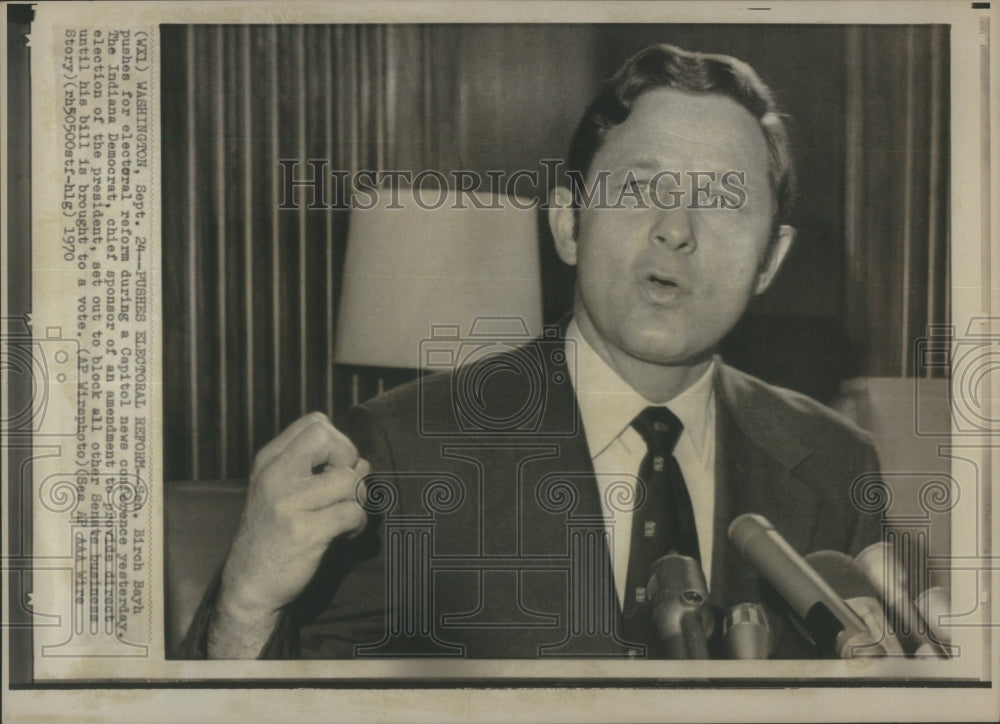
[615,178,654,210]
[623,178,653,202]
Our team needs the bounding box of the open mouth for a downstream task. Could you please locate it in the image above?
[642,272,686,304]
[647,273,679,288]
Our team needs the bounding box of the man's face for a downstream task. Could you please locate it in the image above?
[553,87,793,370]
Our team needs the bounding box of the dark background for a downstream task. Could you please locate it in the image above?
[160,24,949,483]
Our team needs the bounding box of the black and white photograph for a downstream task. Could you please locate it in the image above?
[161,21,955,662]
[3,1,998,722]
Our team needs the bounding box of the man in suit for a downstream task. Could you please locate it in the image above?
[188,43,881,659]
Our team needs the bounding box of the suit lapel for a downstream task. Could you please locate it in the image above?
[710,362,821,611]
[473,331,607,625]
[472,329,603,557]
[496,332,623,653]
[511,347,826,622]
[476,340,827,651]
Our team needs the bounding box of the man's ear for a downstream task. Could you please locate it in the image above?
[753,224,796,295]
[548,186,579,266]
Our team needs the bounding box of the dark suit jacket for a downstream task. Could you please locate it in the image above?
[181,334,881,659]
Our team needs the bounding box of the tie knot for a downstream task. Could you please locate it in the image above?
[631,406,683,454]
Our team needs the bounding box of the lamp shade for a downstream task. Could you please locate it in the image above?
[334,187,543,369]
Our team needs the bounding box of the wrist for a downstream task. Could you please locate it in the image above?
[207,583,282,659]
[217,565,282,628]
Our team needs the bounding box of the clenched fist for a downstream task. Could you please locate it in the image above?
[208,412,369,658]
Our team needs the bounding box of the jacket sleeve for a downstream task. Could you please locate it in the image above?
[846,441,886,557]
[176,572,296,659]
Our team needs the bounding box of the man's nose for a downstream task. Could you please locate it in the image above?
[649,207,696,253]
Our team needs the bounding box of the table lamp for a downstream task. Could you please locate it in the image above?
[335,185,544,376]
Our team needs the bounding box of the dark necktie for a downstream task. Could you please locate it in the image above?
[621,405,701,653]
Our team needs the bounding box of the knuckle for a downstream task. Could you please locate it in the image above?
[342,503,368,537]
[253,462,282,493]
[251,448,270,474]
[305,410,328,424]
[353,476,368,506]
[332,502,366,537]
[251,455,270,478]
[305,419,335,447]
[331,466,362,494]
[352,502,368,526]
[339,431,360,460]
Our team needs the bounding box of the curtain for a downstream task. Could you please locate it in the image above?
[162,26,393,481]
[844,25,950,377]
[160,25,597,481]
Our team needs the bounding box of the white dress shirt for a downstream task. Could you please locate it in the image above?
[564,320,717,606]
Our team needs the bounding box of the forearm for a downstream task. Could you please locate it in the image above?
[205,556,290,659]
[205,592,282,659]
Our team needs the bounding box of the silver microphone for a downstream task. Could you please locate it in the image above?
[728,514,869,657]
[647,553,714,659]
[805,550,905,657]
[855,542,948,657]
[724,603,774,659]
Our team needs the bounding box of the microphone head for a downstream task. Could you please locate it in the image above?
[726,515,871,656]
[727,513,773,554]
[805,550,901,657]
[647,553,709,603]
[856,542,906,600]
[724,602,775,659]
[856,543,950,656]
[646,553,715,657]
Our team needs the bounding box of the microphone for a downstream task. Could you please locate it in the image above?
[855,542,949,657]
[724,603,774,659]
[728,513,868,657]
[647,553,714,659]
[805,550,905,657]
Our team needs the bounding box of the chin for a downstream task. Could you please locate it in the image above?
[622,334,709,368]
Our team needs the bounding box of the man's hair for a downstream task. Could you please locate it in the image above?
[566,43,795,224]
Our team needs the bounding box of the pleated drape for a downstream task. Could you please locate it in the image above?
[844,25,950,378]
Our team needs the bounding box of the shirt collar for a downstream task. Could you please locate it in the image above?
[565,318,715,461]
